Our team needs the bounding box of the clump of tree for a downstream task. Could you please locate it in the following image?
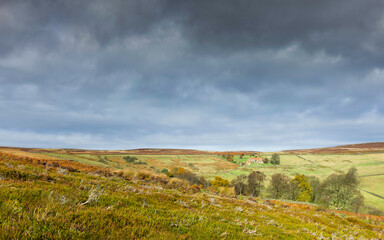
[262,157,269,164]
[270,154,280,165]
[231,171,266,197]
[268,173,290,199]
[232,174,248,195]
[123,156,138,163]
[315,167,364,212]
[123,156,147,165]
[248,171,266,197]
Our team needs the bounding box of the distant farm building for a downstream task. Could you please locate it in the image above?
[246,157,263,165]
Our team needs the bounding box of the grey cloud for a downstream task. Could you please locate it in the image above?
[0,0,383,150]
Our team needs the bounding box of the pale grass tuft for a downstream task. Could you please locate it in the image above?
[79,188,102,206]
[57,168,68,175]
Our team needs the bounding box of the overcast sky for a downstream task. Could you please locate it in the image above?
[1,0,383,151]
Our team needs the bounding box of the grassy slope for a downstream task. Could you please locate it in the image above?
[1,154,384,239]
[2,147,384,212]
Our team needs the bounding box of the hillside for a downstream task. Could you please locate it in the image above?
[0,146,260,156]
[1,144,384,214]
[283,142,384,154]
[0,152,384,239]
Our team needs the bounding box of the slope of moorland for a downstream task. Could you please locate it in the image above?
[282,142,384,154]
[0,146,253,156]
[0,152,384,239]
[1,143,384,214]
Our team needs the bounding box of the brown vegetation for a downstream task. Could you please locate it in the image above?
[283,142,384,154]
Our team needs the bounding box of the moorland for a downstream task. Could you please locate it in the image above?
[0,142,384,239]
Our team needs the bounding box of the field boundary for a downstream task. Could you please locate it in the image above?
[359,173,384,178]
[296,155,316,164]
[358,187,384,200]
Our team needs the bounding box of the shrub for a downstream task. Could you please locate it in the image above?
[137,171,153,181]
[210,176,230,188]
[161,168,172,177]
[152,173,169,185]
[123,156,138,163]
[169,178,189,189]
[98,156,108,164]
[115,170,135,180]
[132,160,147,165]
[172,167,208,187]
[190,184,202,193]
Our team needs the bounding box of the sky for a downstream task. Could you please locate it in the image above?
[0,0,383,151]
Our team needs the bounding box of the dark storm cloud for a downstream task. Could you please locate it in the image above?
[165,0,384,61]
[0,0,383,150]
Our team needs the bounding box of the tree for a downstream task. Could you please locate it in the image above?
[232,174,248,195]
[316,167,363,211]
[307,176,321,203]
[353,193,364,213]
[247,171,266,197]
[344,167,358,186]
[268,173,290,199]
[288,180,299,200]
[291,174,312,202]
[270,154,280,165]
[262,157,269,164]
